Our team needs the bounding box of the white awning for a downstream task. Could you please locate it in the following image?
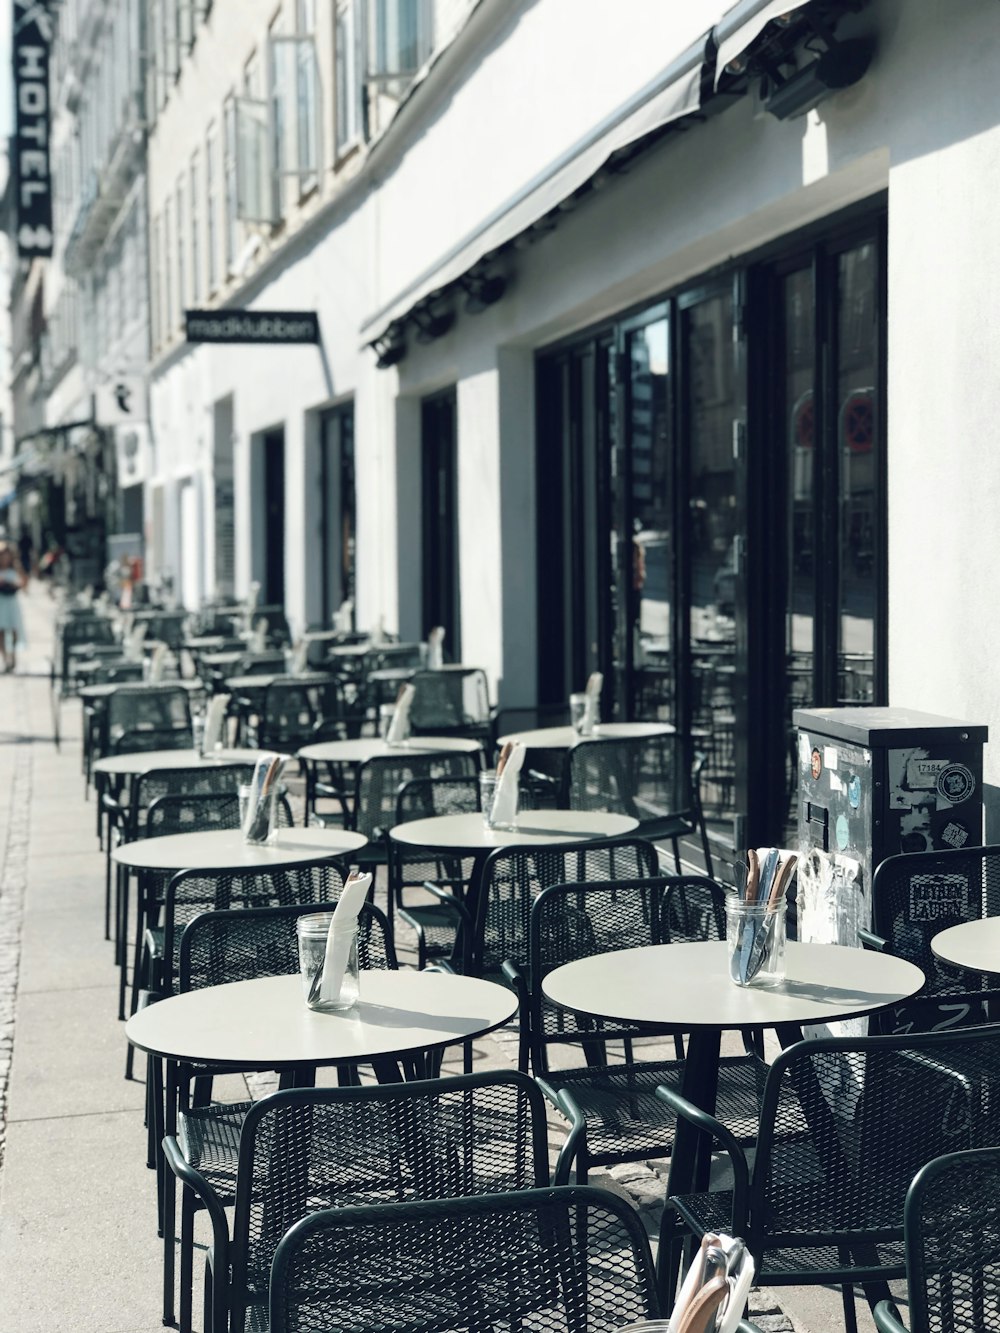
[714,0,810,86]
[361,32,711,346]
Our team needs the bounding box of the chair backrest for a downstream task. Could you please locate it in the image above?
[564,732,695,825]
[471,835,660,979]
[163,859,360,994]
[144,791,242,839]
[141,610,187,649]
[269,1184,660,1333]
[110,726,194,756]
[107,684,192,738]
[871,846,1000,1030]
[131,763,256,836]
[258,680,318,749]
[409,668,491,731]
[97,660,145,684]
[367,643,424,672]
[901,1145,1000,1333]
[527,875,725,1072]
[178,898,396,993]
[750,1025,1000,1269]
[353,750,479,840]
[253,604,291,646]
[395,775,481,823]
[239,651,288,675]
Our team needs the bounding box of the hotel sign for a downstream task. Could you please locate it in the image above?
[13,0,54,258]
[185,309,320,344]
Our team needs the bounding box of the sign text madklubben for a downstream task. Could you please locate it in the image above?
[185,310,320,345]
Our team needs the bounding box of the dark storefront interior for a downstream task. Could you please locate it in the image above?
[536,202,887,856]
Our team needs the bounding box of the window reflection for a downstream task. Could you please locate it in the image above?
[838,244,876,703]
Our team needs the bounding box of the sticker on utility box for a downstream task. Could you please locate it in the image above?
[936,763,975,806]
[908,873,969,923]
[905,757,948,790]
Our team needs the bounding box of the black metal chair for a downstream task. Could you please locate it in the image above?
[387,775,485,967]
[409,667,492,744]
[442,836,660,1071]
[165,1071,549,1333]
[564,732,714,877]
[657,1023,1000,1333]
[873,1144,1000,1333]
[157,896,398,1333]
[269,1184,661,1333]
[864,845,1000,1032]
[509,875,764,1184]
[251,604,292,647]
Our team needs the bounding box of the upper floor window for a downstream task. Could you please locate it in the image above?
[335,0,364,156]
[206,122,219,292]
[368,0,433,84]
[223,97,238,270]
[190,151,201,304]
[176,177,186,318]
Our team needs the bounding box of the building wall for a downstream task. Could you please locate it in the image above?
[142,0,1000,810]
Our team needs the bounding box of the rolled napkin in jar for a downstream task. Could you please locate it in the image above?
[427,625,446,670]
[316,870,373,1007]
[250,617,268,653]
[202,693,230,753]
[665,1231,755,1333]
[491,741,526,828]
[371,615,387,646]
[583,670,603,733]
[385,682,415,745]
[148,641,168,683]
[289,638,309,675]
[242,751,290,843]
[333,598,353,633]
[124,620,147,662]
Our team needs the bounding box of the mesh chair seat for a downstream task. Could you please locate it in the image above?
[538,1052,765,1162]
[177,1099,252,1199]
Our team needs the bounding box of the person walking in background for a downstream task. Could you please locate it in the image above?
[18,530,33,576]
[0,540,28,671]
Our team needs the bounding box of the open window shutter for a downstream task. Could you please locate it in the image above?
[235,97,275,223]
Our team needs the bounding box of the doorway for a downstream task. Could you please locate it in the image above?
[260,428,285,605]
[318,404,356,625]
[421,389,461,660]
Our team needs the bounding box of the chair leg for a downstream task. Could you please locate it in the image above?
[180,1189,196,1333]
[162,1153,177,1327]
[655,1206,688,1310]
[841,1282,860,1333]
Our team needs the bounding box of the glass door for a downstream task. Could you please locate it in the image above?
[619,309,673,723]
[679,283,742,836]
[421,389,461,659]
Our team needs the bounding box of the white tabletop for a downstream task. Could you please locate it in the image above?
[225,671,337,692]
[298,736,483,763]
[389,809,639,852]
[81,679,202,702]
[496,721,675,749]
[542,941,925,1030]
[931,918,1000,974]
[112,825,368,872]
[125,971,517,1067]
[93,748,263,777]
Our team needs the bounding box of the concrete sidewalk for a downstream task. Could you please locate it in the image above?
[0,586,859,1333]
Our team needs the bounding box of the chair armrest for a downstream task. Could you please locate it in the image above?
[873,1300,909,1333]
[501,958,530,1009]
[859,927,888,953]
[655,1085,751,1229]
[162,1135,232,1316]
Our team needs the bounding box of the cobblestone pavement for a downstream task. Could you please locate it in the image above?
[0,586,846,1332]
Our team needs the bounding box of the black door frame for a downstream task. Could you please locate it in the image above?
[421,387,461,660]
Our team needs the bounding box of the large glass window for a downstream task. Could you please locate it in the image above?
[535,208,886,851]
[335,0,363,155]
[205,122,218,292]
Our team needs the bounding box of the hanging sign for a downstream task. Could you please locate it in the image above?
[185,309,320,344]
[13,0,54,258]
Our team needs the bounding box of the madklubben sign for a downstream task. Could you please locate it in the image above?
[13,0,54,259]
[185,310,320,344]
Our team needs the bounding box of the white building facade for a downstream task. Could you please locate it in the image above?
[146,0,1000,847]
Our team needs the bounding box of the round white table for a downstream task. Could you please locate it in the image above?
[931,918,1000,974]
[93,747,264,778]
[225,671,338,694]
[299,736,483,764]
[389,809,638,853]
[543,939,924,1202]
[112,825,368,873]
[495,721,675,749]
[126,970,517,1069]
[81,679,203,703]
